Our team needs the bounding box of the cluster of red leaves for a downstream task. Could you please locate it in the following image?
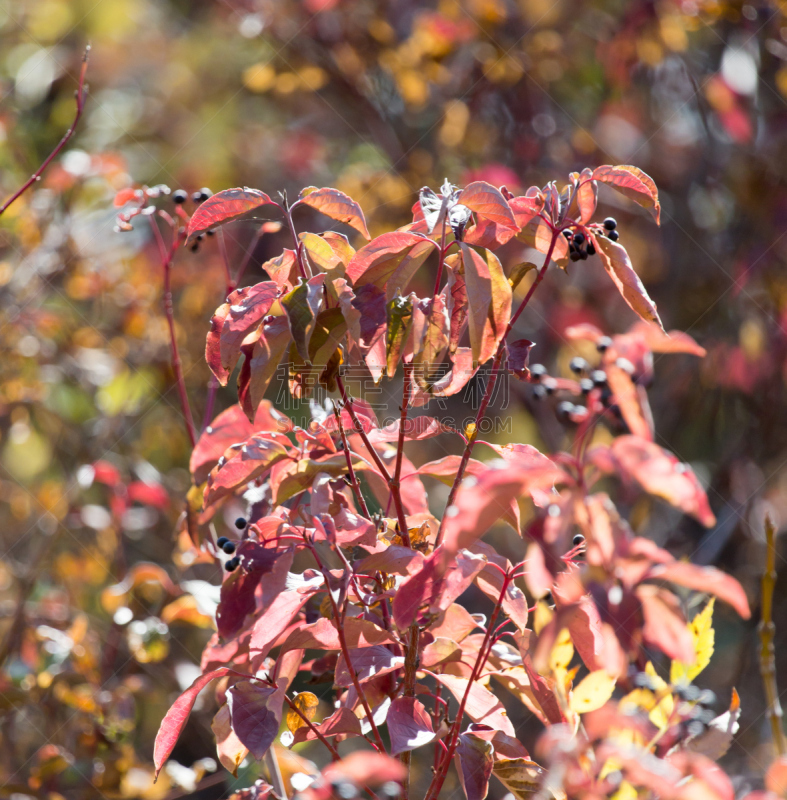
[115,169,759,800]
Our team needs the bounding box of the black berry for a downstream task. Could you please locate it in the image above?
[190,242,200,253]
[579,250,588,260]
[570,357,589,374]
[217,536,229,548]
[225,557,240,572]
[556,401,575,422]
[331,780,359,799]
[194,188,212,203]
[591,369,607,387]
[570,250,581,262]
[586,242,596,256]
[542,377,557,395]
[572,533,585,546]
[235,517,247,530]
[530,364,547,381]
[172,189,188,204]
[603,217,617,231]
[379,782,402,800]
[562,229,573,239]
[608,230,619,242]
[596,336,613,353]
[580,378,594,394]
[222,541,236,555]
[206,229,215,237]
[573,232,585,246]
[533,385,547,400]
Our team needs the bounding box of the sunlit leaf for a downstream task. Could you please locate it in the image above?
[286,691,319,733]
[187,188,278,240]
[298,186,370,239]
[671,598,715,685]
[569,669,616,714]
[592,165,661,224]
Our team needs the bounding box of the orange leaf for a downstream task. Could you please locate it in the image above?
[297,186,370,239]
[187,187,277,240]
[592,164,661,224]
[592,233,663,330]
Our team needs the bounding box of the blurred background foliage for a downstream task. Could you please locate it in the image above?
[1,0,787,797]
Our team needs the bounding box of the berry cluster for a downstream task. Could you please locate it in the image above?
[221,517,248,571]
[172,187,212,205]
[564,230,595,262]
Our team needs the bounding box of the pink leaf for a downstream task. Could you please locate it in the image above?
[387,697,436,755]
[611,435,716,527]
[458,181,517,228]
[218,282,280,377]
[227,680,285,759]
[190,405,253,483]
[367,416,455,443]
[249,590,313,661]
[637,585,695,663]
[648,561,750,619]
[430,672,515,735]
[455,732,494,800]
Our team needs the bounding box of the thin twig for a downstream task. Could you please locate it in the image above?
[149,218,197,447]
[0,47,90,217]
[759,514,786,755]
[332,401,371,517]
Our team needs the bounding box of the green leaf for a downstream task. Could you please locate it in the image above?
[386,291,414,377]
[281,274,326,362]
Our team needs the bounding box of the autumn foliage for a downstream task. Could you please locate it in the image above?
[101,166,778,800]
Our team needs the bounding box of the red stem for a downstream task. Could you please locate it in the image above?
[150,218,197,448]
[390,363,414,547]
[0,48,90,217]
[425,572,512,800]
[434,228,561,547]
[332,402,371,517]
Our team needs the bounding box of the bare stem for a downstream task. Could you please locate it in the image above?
[434,228,560,547]
[0,47,90,217]
[759,514,786,755]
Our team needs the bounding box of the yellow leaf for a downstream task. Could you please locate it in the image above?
[670,598,715,685]
[549,627,574,674]
[569,670,616,714]
[611,780,639,800]
[621,663,673,730]
[533,600,553,635]
[286,691,319,732]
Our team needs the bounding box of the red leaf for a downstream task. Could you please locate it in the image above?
[574,168,597,224]
[322,752,406,787]
[522,657,566,725]
[592,165,661,224]
[430,672,515,735]
[392,548,486,630]
[291,707,362,744]
[217,543,282,639]
[249,590,313,662]
[113,187,140,207]
[605,362,653,441]
[459,244,512,365]
[204,435,291,506]
[611,435,716,527]
[455,732,494,800]
[347,231,434,293]
[367,416,455,443]
[648,561,750,619]
[261,249,299,292]
[334,645,405,685]
[187,188,278,241]
[637,585,695,662]
[218,282,280,377]
[190,405,253,483]
[226,680,284,759]
[591,233,663,330]
[387,697,436,755]
[441,460,566,557]
[508,339,534,380]
[279,617,396,653]
[127,480,169,508]
[356,546,425,576]
[206,302,231,385]
[458,181,517,229]
[298,186,370,239]
[154,667,243,776]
